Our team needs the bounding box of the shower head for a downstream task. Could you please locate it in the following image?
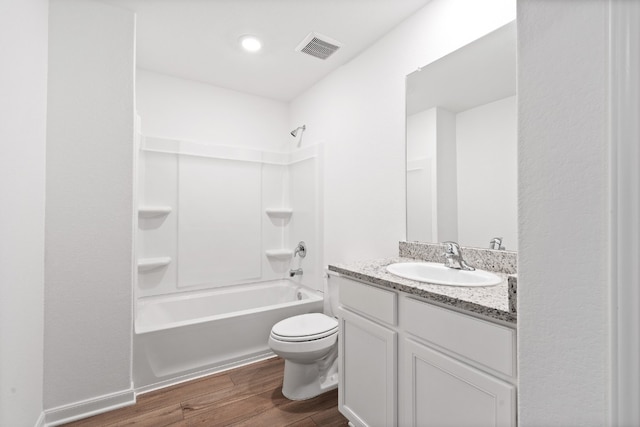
[290,125,306,137]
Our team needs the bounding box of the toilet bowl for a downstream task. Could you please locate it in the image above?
[269,312,339,400]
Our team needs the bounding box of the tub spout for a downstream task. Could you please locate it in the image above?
[289,268,303,277]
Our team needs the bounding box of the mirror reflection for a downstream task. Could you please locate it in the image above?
[405,22,517,250]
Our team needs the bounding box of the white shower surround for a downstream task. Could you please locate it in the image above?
[138,137,324,296]
[134,136,325,392]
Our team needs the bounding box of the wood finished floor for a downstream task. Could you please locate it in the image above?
[63,357,348,427]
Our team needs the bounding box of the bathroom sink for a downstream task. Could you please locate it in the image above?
[385,262,503,287]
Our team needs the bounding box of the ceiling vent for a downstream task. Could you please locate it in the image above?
[295,32,342,60]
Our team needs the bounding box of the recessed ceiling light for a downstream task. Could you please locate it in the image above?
[240,35,262,53]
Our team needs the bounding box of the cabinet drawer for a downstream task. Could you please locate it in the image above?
[402,297,515,377]
[337,276,397,325]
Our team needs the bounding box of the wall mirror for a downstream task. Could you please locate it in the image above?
[405,21,517,250]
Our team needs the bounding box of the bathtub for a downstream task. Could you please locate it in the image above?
[133,279,323,392]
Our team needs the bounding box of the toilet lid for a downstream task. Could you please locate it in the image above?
[271,313,338,342]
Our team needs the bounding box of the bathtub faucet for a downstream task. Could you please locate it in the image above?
[289,268,303,277]
[294,241,307,258]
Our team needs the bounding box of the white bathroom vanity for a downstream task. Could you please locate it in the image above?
[329,243,517,427]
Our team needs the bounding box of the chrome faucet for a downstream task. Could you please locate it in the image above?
[442,241,475,271]
[289,268,303,277]
[489,237,505,250]
[293,241,307,258]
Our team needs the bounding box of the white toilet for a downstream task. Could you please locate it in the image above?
[269,293,340,400]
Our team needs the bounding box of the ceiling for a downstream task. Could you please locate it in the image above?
[103,0,432,101]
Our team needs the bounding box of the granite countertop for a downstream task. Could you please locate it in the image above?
[329,257,517,324]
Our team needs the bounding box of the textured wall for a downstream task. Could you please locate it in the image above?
[44,0,135,410]
[518,1,610,424]
[0,0,48,425]
[136,69,289,152]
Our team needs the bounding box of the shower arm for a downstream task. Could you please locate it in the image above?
[290,125,306,137]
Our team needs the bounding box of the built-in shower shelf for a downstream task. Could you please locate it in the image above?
[138,206,172,218]
[265,208,293,219]
[138,257,172,271]
[265,249,294,260]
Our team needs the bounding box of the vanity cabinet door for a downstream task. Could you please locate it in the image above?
[402,338,516,427]
[338,307,397,427]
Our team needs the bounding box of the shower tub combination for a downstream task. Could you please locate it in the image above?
[134,279,323,392]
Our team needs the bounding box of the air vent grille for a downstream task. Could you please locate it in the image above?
[295,32,342,60]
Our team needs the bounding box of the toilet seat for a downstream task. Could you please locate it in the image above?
[271,313,338,342]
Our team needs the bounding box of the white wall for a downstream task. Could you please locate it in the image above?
[457,96,517,249]
[518,1,610,425]
[406,109,436,242]
[289,0,516,266]
[0,0,48,425]
[406,107,459,243]
[435,108,458,242]
[137,69,289,152]
[44,0,135,416]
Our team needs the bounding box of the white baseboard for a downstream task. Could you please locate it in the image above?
[44,386,135,427]
[34,412,46,427]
